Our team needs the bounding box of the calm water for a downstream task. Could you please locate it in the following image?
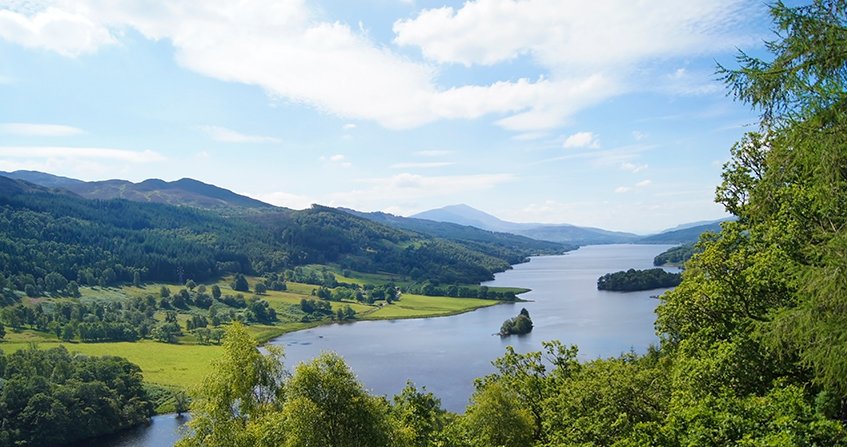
[105,243,676,445]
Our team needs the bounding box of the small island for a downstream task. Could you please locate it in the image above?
[597,268,681,292]
[499,308,533,336]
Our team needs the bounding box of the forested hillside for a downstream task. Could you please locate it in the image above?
[339,208,572,263]
[0,178,547,295]
[178,3,847,446]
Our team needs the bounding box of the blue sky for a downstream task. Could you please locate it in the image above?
[0,0,774,233]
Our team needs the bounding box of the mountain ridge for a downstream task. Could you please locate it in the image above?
[0,170,275,211]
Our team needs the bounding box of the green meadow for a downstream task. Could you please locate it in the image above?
[2,269,521,391]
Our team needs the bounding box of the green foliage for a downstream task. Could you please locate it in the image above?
[462,382,535,447]
[653,242,700,266]
[391,382,448,447]
[597,267,681,291]
[499,308,533,336]
[0,346,152,446]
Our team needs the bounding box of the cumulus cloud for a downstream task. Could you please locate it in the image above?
[563,131,599,149]
[394,0,755,69]
[0,0,760,131]
[636,179,652,187]
[0,122,85,136]
[0,5,115,56]
[197,125,281,143]
[614,186,632,193]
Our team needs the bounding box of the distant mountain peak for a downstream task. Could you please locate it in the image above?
[0,170,276,211]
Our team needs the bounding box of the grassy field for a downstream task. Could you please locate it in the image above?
[364,293,498,319]
[2,267,517,391]
[1,332,221,389]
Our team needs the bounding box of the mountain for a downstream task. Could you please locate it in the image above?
[339,208,574,263]
[0,170,274,211]
[0,176,555,288]
[411,204,639,244]
[656,216,735,233]
[411,204,526,233]
[637,220,725,244]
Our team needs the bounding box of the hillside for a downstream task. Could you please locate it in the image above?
[0,170,275,211]
[339,208,574,262]
[636,220,724,244]
[0,176,543,291]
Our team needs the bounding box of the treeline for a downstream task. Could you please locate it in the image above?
[0,347,152,446]
[653,243,699,266]
[596,268,681,291]
[0,285,276,344]
[403,282,519,300]
[0,185,534,295]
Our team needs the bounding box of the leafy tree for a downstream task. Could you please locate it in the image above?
[176,323,286,447]
[211,284,221,300]
[283,352,393,447]
[391,382,447,447]
[462,382,534,447]
[231,273,249,292]
[173,390,190,417]
[0,347,152,445]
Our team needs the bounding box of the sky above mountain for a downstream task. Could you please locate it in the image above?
[0,0,777,232]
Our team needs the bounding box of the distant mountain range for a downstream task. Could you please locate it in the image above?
[411,204,728,245]
[0,171,726,247]
[0,170,274,211]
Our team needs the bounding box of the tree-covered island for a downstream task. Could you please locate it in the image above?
[596,268,681,291]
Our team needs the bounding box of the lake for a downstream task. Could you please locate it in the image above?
[104,243,677,445]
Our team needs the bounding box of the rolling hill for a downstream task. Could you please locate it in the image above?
[0,175,562,290]
[0,170,274,211]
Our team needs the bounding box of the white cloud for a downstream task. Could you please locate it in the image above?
[0,146,165,162]
[632,130,648,141]
[0,122,85,136]
[636,179,652,187]
[0,6,115,56]
[342,123,357,130]
[394,0,756,69]
[0,0,760,131]
[197,125,280,143]
[614,186,632,193]
[621,162,648,173]
[563,131,599,149]
[390,161,455,169]
[320,153,351,168]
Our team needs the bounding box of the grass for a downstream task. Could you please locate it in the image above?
[2,267,514,391]
[363,294,498,320]
[1,334,221,389]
